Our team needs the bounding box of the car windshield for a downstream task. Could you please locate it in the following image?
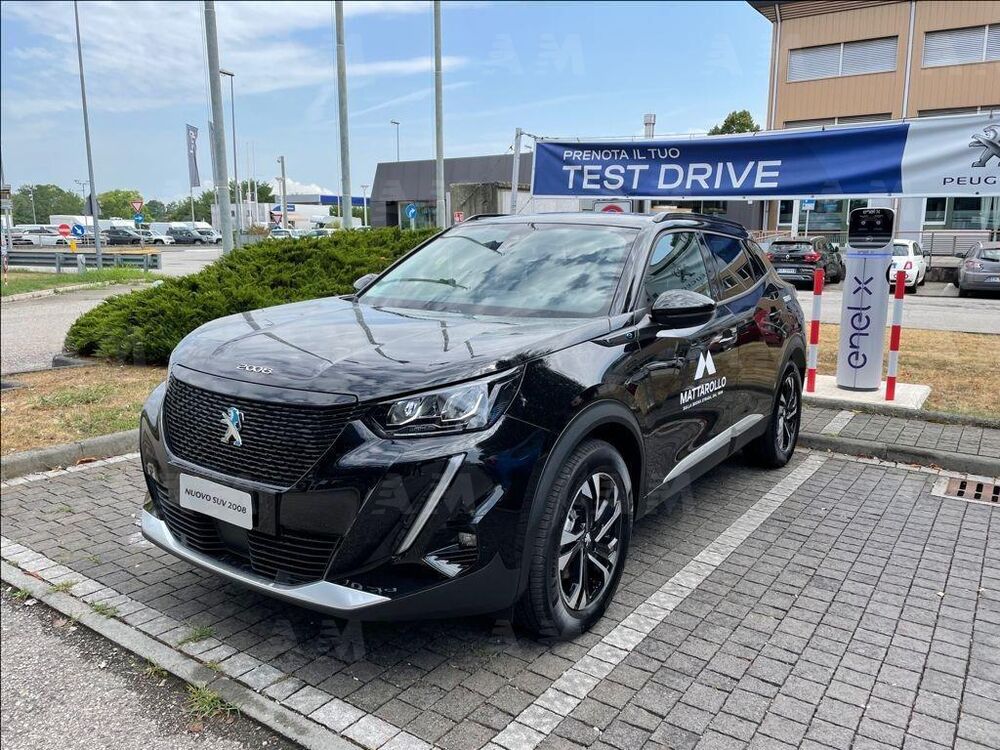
[771,242,813,253]
[361,222,638,318]
[892,243,911,257]
[980,248,1000,262]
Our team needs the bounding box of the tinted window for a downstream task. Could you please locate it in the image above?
[702,233,759,300]
[644,232,711,302]
[742,240,769,280]
[362,223,637,318]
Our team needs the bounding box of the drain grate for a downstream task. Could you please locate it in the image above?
[942,478,999,505]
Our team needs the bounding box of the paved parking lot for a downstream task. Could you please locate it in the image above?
[2,446,997,750]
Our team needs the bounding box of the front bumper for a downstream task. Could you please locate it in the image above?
[139,378,555,620]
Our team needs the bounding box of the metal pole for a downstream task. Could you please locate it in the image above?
[278,155,288,230]
[29,186,37,223]
[390,120,400,161]
[204,0,233,254]
[361,184,369,227]
[190,187,195,223]
[509,128,522,215]
[74,0,102,268]
[334,1,353,230]
[433,1,446,228]
[1,156,15,270]
[221,70,242,242]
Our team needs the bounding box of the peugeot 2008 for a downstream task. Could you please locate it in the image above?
[140,212,806,638]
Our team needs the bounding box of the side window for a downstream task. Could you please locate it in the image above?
[644,232,712,302]
[702,233,759,300]
[741,240,769,280]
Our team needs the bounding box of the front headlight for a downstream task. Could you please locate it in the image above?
[373,369,522,436]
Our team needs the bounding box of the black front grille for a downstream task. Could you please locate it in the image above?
[152,480,340,585]
[163,375,357,486]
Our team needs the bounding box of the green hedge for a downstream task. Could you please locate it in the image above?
[65,227,437,365]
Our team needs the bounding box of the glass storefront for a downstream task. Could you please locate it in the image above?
[396,201,439,230]
[922,196,1000,230]
[796,199,867,233]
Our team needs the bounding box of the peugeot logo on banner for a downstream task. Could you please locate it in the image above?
[969,125,1000,168]
[220,407,244,447]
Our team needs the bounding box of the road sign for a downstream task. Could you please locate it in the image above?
[71,223,86,238]
[404,203,418,220]
[133,213,144,224]
[272,204,296,213]
[801,199,816,211]
[130,199,144,213]
[453,210,465,223]
[57,223,71,237]
[594,199,631,214]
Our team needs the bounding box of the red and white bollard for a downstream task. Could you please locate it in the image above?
[885,270,906,401]
[805,267,824,393]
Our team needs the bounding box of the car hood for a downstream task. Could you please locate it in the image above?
[171,296,609,401]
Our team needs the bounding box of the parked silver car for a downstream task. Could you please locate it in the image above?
[957,242,1000,296]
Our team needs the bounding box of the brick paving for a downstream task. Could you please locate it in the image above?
[801,406,1000,461]
[2,448,998,750]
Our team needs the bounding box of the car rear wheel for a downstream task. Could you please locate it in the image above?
[745,364,801,469]
[516,439,632,639]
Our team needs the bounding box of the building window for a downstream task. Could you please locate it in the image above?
[788,37,897,82]
[918,105,1000,117]
[785,114,893,128]
[925,198,946,225]
[777,200,794,226]
[923,25,1000,67]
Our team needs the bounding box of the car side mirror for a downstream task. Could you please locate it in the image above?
[353,273,378,292]
[650,290,716,328]
[954,250,967,258]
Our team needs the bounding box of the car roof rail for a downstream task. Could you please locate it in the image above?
[461,213,507,222]
[652,212,747,232]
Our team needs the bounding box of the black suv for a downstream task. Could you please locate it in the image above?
[104,227,142,246]
[140,213,806,637]
[766,235,844,285]
[166,227,207,244]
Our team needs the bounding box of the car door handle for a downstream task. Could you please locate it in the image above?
[714,328,738,348]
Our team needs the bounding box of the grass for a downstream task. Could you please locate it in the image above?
[178,626,215,646]
[815,324,1000,419]
[48,581,78,594]
[144,662,168,679]
[186,685,238,720]
[11,588,31,602]
[0,268,161,297]
[89,601,119,618]
[0,363,166,455]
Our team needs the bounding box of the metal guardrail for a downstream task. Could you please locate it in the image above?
[5,250,161,271]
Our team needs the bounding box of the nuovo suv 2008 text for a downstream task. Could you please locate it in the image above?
[140,212,806,638]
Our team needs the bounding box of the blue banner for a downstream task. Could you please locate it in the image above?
[532,123,910,199]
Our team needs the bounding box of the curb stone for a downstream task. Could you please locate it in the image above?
[799,431,1000,478]
[0,429,139,481]
[1,280,153,304]
[803,396,1000,429]
[0,560,360,750]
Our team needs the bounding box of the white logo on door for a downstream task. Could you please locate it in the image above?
[695,351,717,380]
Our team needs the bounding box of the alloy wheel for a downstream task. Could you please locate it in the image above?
[558,471,623,611]
[775,372,800,454]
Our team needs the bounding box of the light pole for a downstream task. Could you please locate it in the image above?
[27,185,37,223]
[277,156,288,230]
[334,1,353,230]
[390,120,400,161]
[74,0,102,268]
[433,1,445,228]
[361,184,369,227]
[220,68,242,243]
[203,0,234,254]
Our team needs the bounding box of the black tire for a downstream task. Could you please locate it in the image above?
[908,282,918,294]
[745,364,801,469]
[958,287,968,298]
[515,439,632,639]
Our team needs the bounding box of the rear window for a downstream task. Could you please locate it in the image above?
[771,242,813,253]
[892,243,912,257]
[980,248,1000,262]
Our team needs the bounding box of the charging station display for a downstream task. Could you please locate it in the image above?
[836,208,895,391]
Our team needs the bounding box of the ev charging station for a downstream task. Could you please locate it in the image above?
[836,207,895,391]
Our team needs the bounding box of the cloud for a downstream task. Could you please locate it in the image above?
[0,1,468,118]
[273,178,336,196]
[352,81,472,118]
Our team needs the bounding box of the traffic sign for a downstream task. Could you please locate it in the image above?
[404,203,418,220]
[133,213,144,223]
[71,223,86,238]
[594,199,631,214]
[453,210,465,223]
[130,199,144,213]
[57,223,71,237]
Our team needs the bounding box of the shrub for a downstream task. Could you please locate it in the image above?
[65,227,437,365]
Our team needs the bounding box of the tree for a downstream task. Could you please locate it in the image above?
[97,189,144,219]
[708,110,761,135]
[11,184,84,224]
[144,199,166,221]
[230,179,273,205]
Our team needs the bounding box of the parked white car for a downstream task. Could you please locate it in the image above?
[138,229,175,245]
[12,225,69,246]
[890,240,928,293]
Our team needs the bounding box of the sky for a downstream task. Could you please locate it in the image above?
[0,0,773,204]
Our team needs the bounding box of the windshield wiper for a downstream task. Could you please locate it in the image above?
[380,277,468,290]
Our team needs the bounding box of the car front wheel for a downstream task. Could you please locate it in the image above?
[516,439,632,639]
[746,364,801,468]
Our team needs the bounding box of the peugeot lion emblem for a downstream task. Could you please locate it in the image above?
[969,124,999,168]
[220,406,244,447]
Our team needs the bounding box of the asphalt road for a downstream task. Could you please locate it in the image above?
[792,281,1000,334]
[0,284,146,375]
[0,591,299,750]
